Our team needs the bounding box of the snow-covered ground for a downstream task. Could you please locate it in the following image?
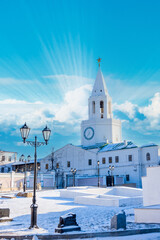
[0,189,160,238]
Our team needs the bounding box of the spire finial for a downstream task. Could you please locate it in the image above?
[97,57,102,67]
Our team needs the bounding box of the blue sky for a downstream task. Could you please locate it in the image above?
[0,0,160,159]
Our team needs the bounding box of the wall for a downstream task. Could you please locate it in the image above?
[142,166,160,206]
[0,172,57,191]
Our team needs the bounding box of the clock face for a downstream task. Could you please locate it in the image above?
[84,127,94,140]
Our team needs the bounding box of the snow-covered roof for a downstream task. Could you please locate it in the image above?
[80,142,106,150]
[140,143,158,148]
[98,141,138,152]
[12,159,41,166]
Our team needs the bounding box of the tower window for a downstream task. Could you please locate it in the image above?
[100,101,104,118]
[92,101,95,114]
[146,153,150,161]
[100,101,104,113]
[109,157,112,163]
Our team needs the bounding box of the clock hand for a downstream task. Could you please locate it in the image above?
[87,131,91,137]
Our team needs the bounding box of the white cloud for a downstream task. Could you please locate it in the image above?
[114,92,160,133]
[0,84,91,133]
[113,101,137,119]
[54,84,91,123]
[139,92,160,129]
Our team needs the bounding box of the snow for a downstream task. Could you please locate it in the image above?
[0,189,159,238]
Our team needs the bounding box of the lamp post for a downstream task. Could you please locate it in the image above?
[97,160,100,187]
[20,123,51,229]
[71,168,77,187]
[21,154,31,192]
[109,165,114,186]
[56,164,59,189]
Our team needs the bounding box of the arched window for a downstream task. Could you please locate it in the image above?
[92,101,95,114]
[146,153,151,161]
[100,101,104,118]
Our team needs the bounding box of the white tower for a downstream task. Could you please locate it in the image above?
[81,59,122,147]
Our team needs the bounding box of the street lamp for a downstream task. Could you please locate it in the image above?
[21,154,31,192]
[97,160,100,187]
[109,165,114,186]
[71,168,77,187]
[20,123,51,229]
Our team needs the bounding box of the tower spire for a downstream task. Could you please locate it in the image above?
[97,57,102,67]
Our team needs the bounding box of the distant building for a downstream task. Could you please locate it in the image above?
[0,150,17,173]
[40,63,160,188]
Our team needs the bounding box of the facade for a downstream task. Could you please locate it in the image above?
[40,65,160,188]
[0,150,17,173]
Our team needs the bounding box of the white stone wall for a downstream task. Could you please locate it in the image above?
[142,166,160,206]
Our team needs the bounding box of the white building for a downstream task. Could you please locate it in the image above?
[0,150,17,173]
[41,64,160,188]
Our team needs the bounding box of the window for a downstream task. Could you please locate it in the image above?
[45,164,48,170]
[56,163,59,169]
[102,157,106,164]
[2,156,5,161]
[146,153,150,161]
[109,157,112,163]
[88,159,92,165]
[100,101,104,118]
[67,161,70,168]
[126,175,130,181]
[115,156,119,163]
[128,155,132,162]
[8,156,11,162]
[92,101,95,114]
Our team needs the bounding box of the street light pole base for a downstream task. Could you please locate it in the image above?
[29,203,38,229]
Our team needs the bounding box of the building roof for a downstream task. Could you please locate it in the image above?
[91,67,108,97]
[79,141,138,152]
[99,141,138,152]
[80,142,106,150]
[140,143,158,148]
[12,159,41,166]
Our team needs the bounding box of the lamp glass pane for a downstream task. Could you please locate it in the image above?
[42,126,51,142]
[20,123,30,140]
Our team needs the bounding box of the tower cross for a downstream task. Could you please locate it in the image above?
[97,57,102,67]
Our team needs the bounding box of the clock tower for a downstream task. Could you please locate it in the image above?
[81,59,122,147]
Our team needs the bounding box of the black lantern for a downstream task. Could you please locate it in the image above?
[20,123,30,143]
[42,126,51,145]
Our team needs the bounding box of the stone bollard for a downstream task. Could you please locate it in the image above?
[111,210,126,230]
[0,208,12,222]
[55,212,81,233]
